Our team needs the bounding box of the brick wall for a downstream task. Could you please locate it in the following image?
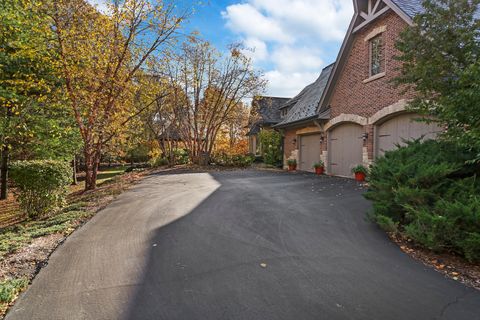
[329,11,415,119]
[283,128,298,167]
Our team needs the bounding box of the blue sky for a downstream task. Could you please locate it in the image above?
[88,0,354,98]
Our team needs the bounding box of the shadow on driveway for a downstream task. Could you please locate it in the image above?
[124,170,480,320]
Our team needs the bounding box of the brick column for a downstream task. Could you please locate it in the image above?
[363,124,374,166]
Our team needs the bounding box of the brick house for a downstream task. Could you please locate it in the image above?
[279,0,441,176]
[247,96,290,155]
[275,64,333,172]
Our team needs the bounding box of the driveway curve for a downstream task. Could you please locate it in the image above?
[6,169,480,320]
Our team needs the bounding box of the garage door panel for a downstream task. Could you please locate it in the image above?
[329,123,363,177]
[377,113,441,156]
[299,134,321,172]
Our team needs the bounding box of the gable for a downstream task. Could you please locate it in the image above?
[318,0,417,112]
[328,11,415,119]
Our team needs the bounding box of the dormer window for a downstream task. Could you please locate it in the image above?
[369,35,384,76]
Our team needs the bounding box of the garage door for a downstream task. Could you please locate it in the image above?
[376,113,441,156]
[329,123,363,177]
[299,134,321,172]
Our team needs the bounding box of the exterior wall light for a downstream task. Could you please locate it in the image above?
[362,133,369,141]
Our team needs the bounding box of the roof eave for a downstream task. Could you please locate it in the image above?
[273,115,319,129]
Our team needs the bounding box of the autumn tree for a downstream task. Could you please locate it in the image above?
[49,0,186,190]
[214,102,250,155]
[166,39,266,164]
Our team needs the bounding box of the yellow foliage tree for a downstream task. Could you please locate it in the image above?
[49,0,187,190]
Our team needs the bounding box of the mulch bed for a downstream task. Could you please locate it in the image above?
[390,232,480,290]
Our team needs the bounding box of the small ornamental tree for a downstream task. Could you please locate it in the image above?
[395,0,480,161]
[10,160,71,219]
[258,129,282,166]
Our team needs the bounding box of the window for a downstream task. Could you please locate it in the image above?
[369,35,384,76]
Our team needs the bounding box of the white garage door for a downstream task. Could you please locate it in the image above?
[376,113,441,156]
[299,134,321,172]
[329,123,364,177]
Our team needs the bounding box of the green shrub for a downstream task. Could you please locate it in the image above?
[287,158,296,166]
[173,148,189,165]
[258,129,282,166]
[0,278,28,304]
[149,148,189,167]
[149,157,169,167]
[212,153,254,167]
[352,164,368,175]
[10,160,71,219]
[313,161,324,169]
[365,139,480,262]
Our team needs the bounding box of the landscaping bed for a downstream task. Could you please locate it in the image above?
[365,139,480,290]
[0,167,150,318]
[391,233,480,290]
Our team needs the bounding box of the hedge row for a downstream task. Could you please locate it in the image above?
[365,140,480,262]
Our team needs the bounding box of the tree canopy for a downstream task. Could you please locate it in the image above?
[395,0,480,161]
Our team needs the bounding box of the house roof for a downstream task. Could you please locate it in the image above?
[275,64,334,128]
[253,96,291,123]
[247,96,290,135]
[393,0,480,19]
[392,0,424,18]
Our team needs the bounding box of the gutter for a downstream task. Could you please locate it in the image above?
[273,115,319,129]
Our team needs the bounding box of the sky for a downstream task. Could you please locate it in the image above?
[87,0,354,99]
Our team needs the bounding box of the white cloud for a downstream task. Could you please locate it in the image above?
[222,0,353,97]
[250,0,353,41]
[222,4,293,43]
[271,46,324,72]
[265,70,318,97]
[243,38,269,61]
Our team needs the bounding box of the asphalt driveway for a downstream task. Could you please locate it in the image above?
[6,169,480,320]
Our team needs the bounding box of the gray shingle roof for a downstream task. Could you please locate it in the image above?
[392,0,479,18]
[247,96,290,135]
[392,0,424,17]
[276,64,334,127]
[253,96,290,123]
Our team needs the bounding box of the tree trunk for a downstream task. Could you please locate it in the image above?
[84,148,96,191]
[0,143,9,200]
[0,108,12,200]
[71,157,78,185]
